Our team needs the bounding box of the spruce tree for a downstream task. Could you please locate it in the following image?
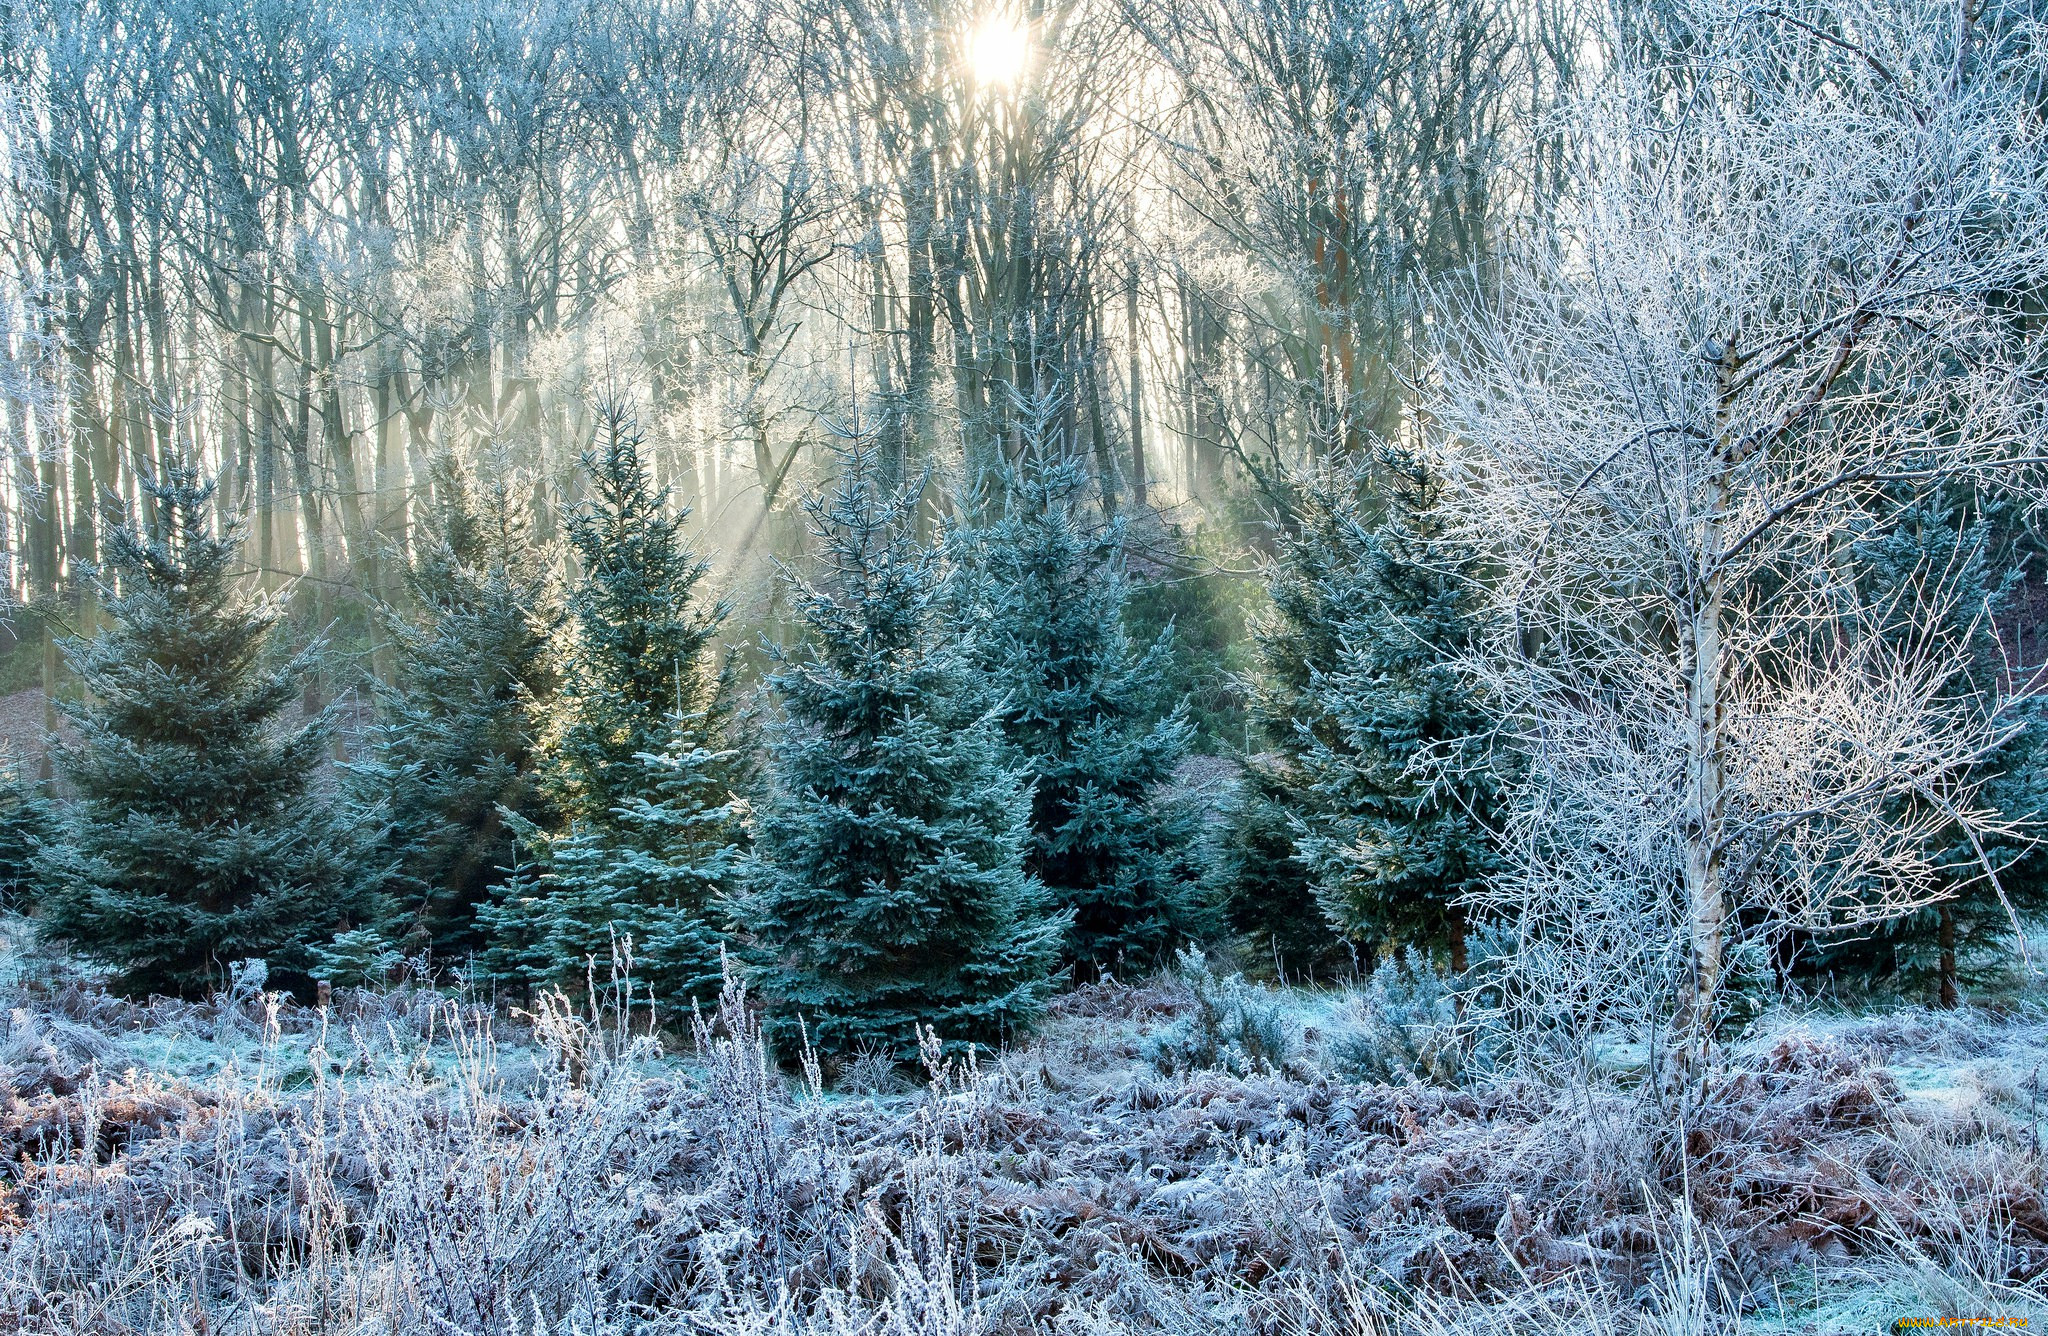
[355,453,555,962]
[1211,464,1378,978]
[34,466,372,998]
[1215,451,1501,976]
[742,435,1067,1062]
[0,754,48,907]
[478,402,743,1009]
[959,440,1204,978]
[1289,449,1502,973]
[1205,766,1336,980]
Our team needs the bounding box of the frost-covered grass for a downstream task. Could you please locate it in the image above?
[0,932,2040,1334]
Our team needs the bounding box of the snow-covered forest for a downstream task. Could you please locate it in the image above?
[0,0,2046,1330]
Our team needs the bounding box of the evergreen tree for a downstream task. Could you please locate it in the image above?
[0,754,48,907]
[1121,526,1259,752]
[355,453,556,962]
[479,402,743,1009]
[959,440,1205,977]
[1210,463,1379,978]
[742,435,1067,1061]
[34,466,373,998]
[493,719,747,1007]
[1213,451,1501,976]
[1804,500,2048,1005]
[1289,449,1503,973]
[309,925,406,989]
[1205,765,1338,981]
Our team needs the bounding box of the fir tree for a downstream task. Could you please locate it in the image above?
[493,718,747,1007]
[0,754,48,908]
[742,434,1067,1062]
[1290,449,1503,973]
[1210,464,1379,978]
[309,925,406,989]
[355,453,555,962]
[34,465,373,998]
[1205,765,1339,981]
[1121,527,1259,751]
[959,438,1204,978]
[479,402,743,1009]
[1215,451,1501,975]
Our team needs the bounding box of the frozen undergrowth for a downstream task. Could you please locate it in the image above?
[0,938,2039,1334]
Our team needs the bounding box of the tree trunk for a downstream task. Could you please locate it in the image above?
[1086,342,1116,514]
[1126,246,1147,511]
[313,308,369,589]
[905,144,938,466]
[1938,902,1959,1009]
[1683,578,1729,1033]
[867,237,906,489]
[39,626,58,788]
[1681,399,1736,1062]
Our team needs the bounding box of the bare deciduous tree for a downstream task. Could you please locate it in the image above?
[1432,0,2048,1067]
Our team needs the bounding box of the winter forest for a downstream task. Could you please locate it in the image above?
[0,0,2045,1329]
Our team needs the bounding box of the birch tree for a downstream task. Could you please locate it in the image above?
[1432,0,2048,1066]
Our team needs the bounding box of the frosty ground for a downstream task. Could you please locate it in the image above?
[0,924,2040,1336]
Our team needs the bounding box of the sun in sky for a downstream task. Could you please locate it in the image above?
[966,15,1030,88]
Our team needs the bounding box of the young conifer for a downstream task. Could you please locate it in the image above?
[479,401,743,1009]
[356,452,555,963]
[1210,466,1375,978]
[742,432,1066,1061]
[1290,449,1503,973]
[35,465,372,997]
[1216,451,1502,976]
[0,753,48,907]
[959,425,1204,978]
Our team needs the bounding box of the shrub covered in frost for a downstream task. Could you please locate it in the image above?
[1143,948,1298,1076]
[1325,947,1481,1086]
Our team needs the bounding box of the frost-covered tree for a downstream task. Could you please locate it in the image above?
[35,466,374,997]
[1293,448,1503,973]
[742,435,1067,1061]
[1803,500,2048,1007]
[1431,0,2048,1063]
[480,402,743,1009]
[1140,0,1529,463]
[1205,766,1336,980]
[1212,451,1501,978]
[959,431,1203,978]
[355,453,556,962]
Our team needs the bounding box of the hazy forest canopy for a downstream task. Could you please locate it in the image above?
[1,0,2048,1328]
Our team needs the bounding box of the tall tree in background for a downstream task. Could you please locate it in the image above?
[35,466,373,997]
[354,453,557,963]
[742,434,1066,1061]
[959,416,1204,977]
[481,402,744,1008]
[1141,0,1526,478]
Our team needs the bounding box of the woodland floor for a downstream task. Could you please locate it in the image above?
[0,921,2038,1334]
